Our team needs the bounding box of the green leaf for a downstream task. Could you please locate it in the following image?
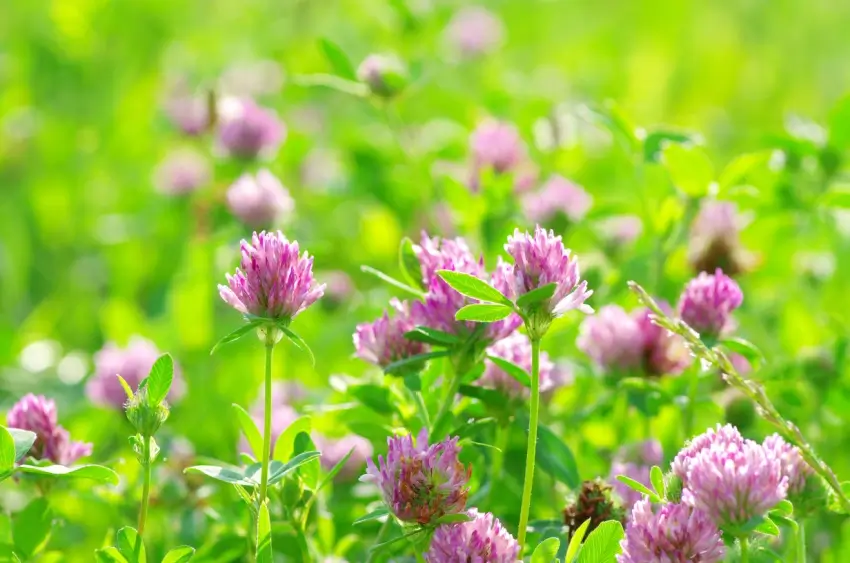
[718,151,772,192]
[576,520,625,563]
[273,416,312,464]
[116,527,146,563]
[565,519,591,563]
[661,143,714,198]
[643,129,693,162]
[115,375,134,402]
[771,499,794,517]
[437,270,512,306]
[353,507,390,525]
[146,354,173,406]
[455,303,513,322]
[458,385,509,410]
[536,423,580,489]
[434,513,474,525]
[531,537,560,563]
[161,546,195,563]
[348,384,399,415]
[291,433,320,490]
[402,373,421,392]
[486,356,530,387]
[719,337,765,369]
[17,464,120,485]
[820,188,850,209]
[827,481,850,514]
[360,265,427,298]
[615,475,660,503]
[586,101,640,154]
[753,516,781,536]
[210,320,264,355]
[232,404,263,461]
[319,38,357,81]
[95,547,128,563]
[0,427,15,473]
[516,283,558,309]
[291,73,369,96]
[650,466,665,499]
[277,325,315,367]
[403,326,460,346]
[829,94,850,149]
[383,351,450,375]
[184,465,254,486]
[399,237,425,290]
[12,498,52,559]
[268,451,322,486]
[7,428,35,463]
[316,447,354,492]
[256,502,272,563]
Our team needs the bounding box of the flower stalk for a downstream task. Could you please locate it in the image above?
[516,336,540,552]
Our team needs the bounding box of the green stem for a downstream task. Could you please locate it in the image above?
[366,519,391,563]
[797,520,806,563]
[739,537,749,563]
[412,390,431,429]
[487,424,510,506]
[259,342,274,511]
[684,364,700,440]
[614,390,628,445]
[415,552,425,563]
[517,337,541,553]
[137,435,151,535]
[431,370,462,441]
[643,412,652,440]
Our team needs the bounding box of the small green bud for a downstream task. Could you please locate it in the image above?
[664,473,683,503]
[125,386,170,437]
[130,434,160,466]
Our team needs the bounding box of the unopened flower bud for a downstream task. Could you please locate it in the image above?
[664,473,684,503]
[126,388,170,437]
[357,54,408,99]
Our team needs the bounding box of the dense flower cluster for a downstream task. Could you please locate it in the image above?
[762,433,812,495]
[216,97,285,159]
[425,509,519,563]
[469,120,525,178]
[478,332,567,400]
[609,440,664,511]
[362,429,470,524]
[617,500,725,563]
[7,394,92,465]
[88,336,185,410]
[154,149,211,196]
[219,231,325,322]
[677,269,743,338]
[503,226,593,320]
[521,175,593,224]
[578,303,690,376]
[226,170,294,227]
[444,6,504,57]
[354,299,426,367]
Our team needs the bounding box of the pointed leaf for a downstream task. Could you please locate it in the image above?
[754,516,781,536]
[210,320,264,355]
[17,464,119,485]
[354,507,390,525]
[277,325,315,366]
[291,433,320,489]
[576,520,625,563]
[486,356,530,387]
[383,351,450,375]
[0,427,15,472]
[771,499,793,517]
[319,38,357,81]
[399,237,425,290]
[437,270,512,306]
[268,451,322,486]
[273,416,312,464]
[361,266,426,298]
[116,527,146,563]
[404,326,460,346]
[184,465,254,486]
[147,354,173,406]
[516,283,558,309]
[458,385,508,410]
[536,423,580,489]
[615,475,660,503]
[256,502,272,563]
[719,337,764,370]
[317,448,354,492]
[232,404,263,461]
[8,428,35,463]
[455,303,513,322]
[115,375,134,402]
[12,498,52,559]
[650,466,665,499]
[96,547,128,563]
[565,519,591,563]
[348,384,399,415]
[162,546,195,563]
[531,537,560,563]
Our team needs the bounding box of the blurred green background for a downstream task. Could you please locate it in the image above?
[3,0,850,560]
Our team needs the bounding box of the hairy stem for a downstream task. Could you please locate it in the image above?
[136,434,152,558]
[797,520,806,563]
[517,337,541,552]
[739,537,749,563]
[259,341,274,524]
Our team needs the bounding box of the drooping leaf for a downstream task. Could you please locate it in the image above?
[17,464,120,485]
[115,527,145,563]
[383,350,451,376]
[146,354,173,406]
[277,325,315,367]
[161,546,195,563]
[536,423,580,489]
[273,416,312,464]
[516,283,558,309]
[353,507,389,525]
[403,326,460,346]
[184,465,254,486]
[531,537,560,563]
[576,520,625,563]
[210,320,264,355]
[256,502,272,563]
[436,270,512,306]
[232,404,263,461]
[565,519,591,563]
[316,447,354,492]
[360,266,427,298]
[268,451,322,486]
[318,38,357,81]
[754,516,781,536]
[455,303,513,323]
[486,355,530,387]
[12,498,52,559]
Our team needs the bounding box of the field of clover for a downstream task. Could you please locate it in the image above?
[5,1,850,562]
